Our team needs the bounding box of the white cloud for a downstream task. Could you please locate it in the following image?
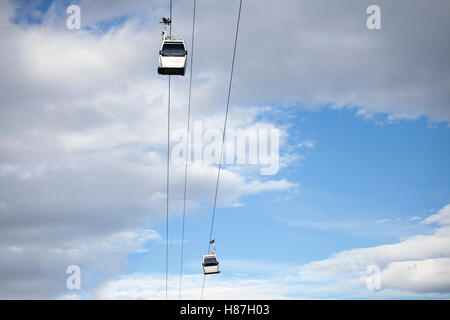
[375,219,390,224]
[92,205,450,299]
[0,0,296,298]
[297,140,315,149]
[1,0,449,299]
[422,204,450,226]
[298,204,450,295]
[380,258,450,294]
[3,0,450,122]
[93,273,296,300]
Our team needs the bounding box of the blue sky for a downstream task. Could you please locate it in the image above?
[1,0,449,299]
[133,108,449,294]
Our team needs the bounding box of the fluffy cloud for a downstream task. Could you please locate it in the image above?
[93,274,292,300]
[380,258,450,294]
[423,204,450,226]
[171,0,450,121]
[7,0,448,122]
[1,0,449,299]
[298,204,450,295]
[0,0,295,298]
[77,205,450,300]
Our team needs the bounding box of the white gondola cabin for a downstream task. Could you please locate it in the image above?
[158,39,187,76]
[158,18,187,76]
[202,254,220,275]
[202,239,220,275]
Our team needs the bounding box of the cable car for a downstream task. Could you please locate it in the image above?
[158,39,187,76]
[202,240,220,275]
[158,18,187,76]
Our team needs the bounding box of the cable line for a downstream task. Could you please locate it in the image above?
[165,0,173,301]
[179,0,197,300]
[201,0,243,300]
